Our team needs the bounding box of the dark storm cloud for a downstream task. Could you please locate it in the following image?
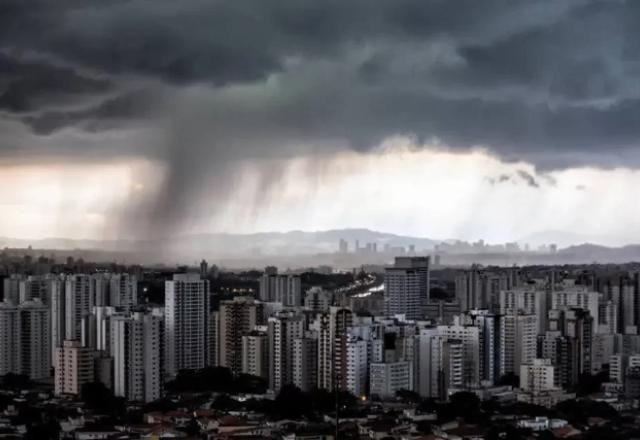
[0,52,111,113]
[2,0,640,236]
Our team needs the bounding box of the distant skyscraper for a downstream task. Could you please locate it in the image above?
[164,273,210,377]
[385,257,430,320]
[338,239,348,253]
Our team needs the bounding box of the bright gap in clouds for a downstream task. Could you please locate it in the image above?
[1,137,639,244]
[215,138,640,245]
[0,160,164,240]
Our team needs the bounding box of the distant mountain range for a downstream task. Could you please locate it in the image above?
[0,229,439,257]
[517,230,628,248]
[2,229,640,266]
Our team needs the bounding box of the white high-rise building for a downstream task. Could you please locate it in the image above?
[500,288,548,334]
[520,358,555,392]
[111,312,162,402]
[344,335,369,397]
[610,354,628,384]
[385,257,430,320]
[242,330,269,380]
[164,273,210,377]
[500,313,537,377]
[64,275,94,342]
[552,287,600,330]
[92,306,118,353]
[109,274,138,309]
[370,361,412,398]
[54,340,94,396]
[316,307,354,391]
[436,319,481,387]
[268,311,305,391]
[19,275,52,304]
[464,309,500,384]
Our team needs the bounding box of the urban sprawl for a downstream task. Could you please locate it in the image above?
[0,243,638,440]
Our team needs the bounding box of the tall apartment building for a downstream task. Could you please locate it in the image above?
[50,276,66,360]
[109,274,138,309]
[18,299,51,379]
[304,287,333,313]
[164,273,210,377]
[317,307,354,391]
[2,275,22,304]
[499,313,537,377]
[259,273,302,306]
[0,300,19,375]
[54,340,94,396]
[500,288,548,334]
[241,330,269,380]
[344,335,368,397]
[552,287,599,330]
[268,311,305,391]
[19,275,52,304]
[455,266,516,311]
[64,275,94,342]
[385,257,430,320]
[435,319,481,387]
[463,309,500,384]
[0,299,51,379]
[218,297,264,374]
[111,312,162,402]
[370,361,412,398]
[520,358,555,392]
[292,334,318,392]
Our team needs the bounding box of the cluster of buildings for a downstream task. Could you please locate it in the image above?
[2,258,640,411]
[337,239,423,259]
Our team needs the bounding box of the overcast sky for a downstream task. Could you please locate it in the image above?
[1,0,640,244]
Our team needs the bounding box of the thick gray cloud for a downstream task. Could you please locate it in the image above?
[2,0,640,236]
